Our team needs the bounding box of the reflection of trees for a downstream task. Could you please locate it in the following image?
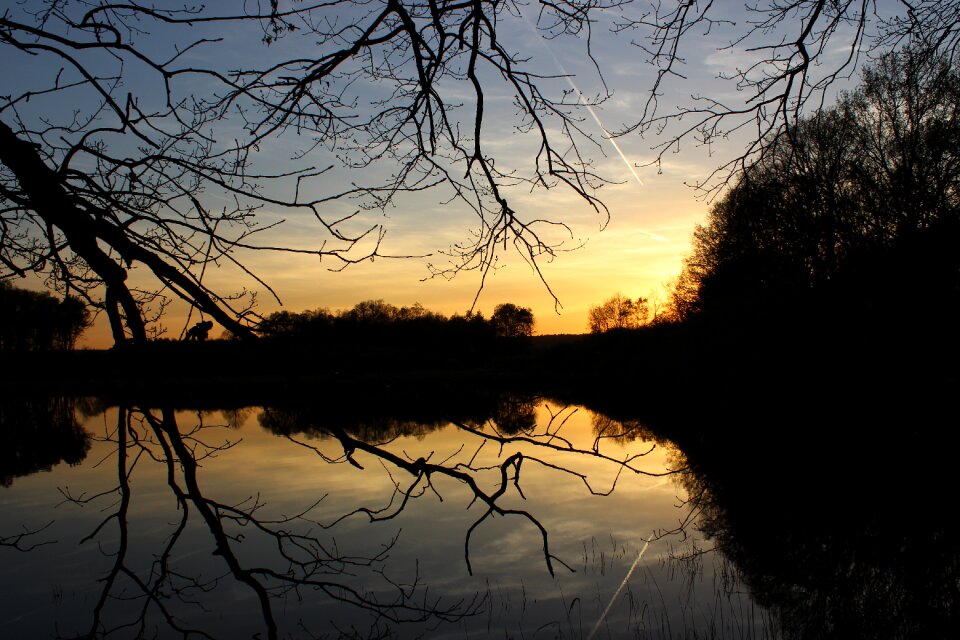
[684,468,960,639]
[220,406,254,430]
[0,396,90,487]
[590,412,658,444]
[490,394,538,435]
[260,393,544,440]
[643,380,960,640]
[698,509,959,639]
[260,406,469,442]
[588,411,694,477]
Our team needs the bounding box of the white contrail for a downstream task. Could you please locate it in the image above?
[635,227,670,243]
[562,76,672,243]
[587,533,654,640]
[561,75,644,188]
[521,15,643,188]
[520,16,670,242]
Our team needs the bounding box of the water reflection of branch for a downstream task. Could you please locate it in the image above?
[449,419,671,484]
[273,403,681,579]
[57,406,476,639]
[320,424,575,576]
[0,521,55,551]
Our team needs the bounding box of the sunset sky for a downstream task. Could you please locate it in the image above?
[1,1,876,347]
[58,7,724,346]
[75,129,716,347]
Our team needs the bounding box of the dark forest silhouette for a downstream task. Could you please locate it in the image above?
[256,299,533,352]
[561,49,960,389]
[0,282,90,351]
[670,50,960,334]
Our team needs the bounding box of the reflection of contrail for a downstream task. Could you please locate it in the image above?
[587,534,654,640]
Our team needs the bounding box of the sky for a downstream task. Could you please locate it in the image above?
[1,1,882,347]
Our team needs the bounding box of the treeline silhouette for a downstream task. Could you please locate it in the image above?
[256,300,533,354]
[13,50,960,393]
[672,49,960,345]
[543,51,960,398]
[535,48,960,386]
[586,293,651,333]
[8,300,541,402]
[0,282,90,351]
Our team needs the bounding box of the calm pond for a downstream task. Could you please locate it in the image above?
[1,390,955,639]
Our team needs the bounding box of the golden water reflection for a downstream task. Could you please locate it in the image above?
[0,398,773,639]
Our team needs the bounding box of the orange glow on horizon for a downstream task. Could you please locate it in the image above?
[74,174,709,349]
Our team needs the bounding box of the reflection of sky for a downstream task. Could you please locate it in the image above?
[0,401,773,638]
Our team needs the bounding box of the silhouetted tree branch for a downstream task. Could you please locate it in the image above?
[1,1,620,343]
[617,0,960,192]
[0,521,55,552]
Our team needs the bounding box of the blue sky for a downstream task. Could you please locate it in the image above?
[0,0,893,344]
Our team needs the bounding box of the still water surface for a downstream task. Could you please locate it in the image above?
[1,397,774,639]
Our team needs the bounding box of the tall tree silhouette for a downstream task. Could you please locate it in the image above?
[490,303,535,339]
[674,50,960,322]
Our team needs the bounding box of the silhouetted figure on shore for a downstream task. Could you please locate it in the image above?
[185,320,213,342]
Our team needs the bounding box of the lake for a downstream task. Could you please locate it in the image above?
[1,386,955,639]
[1,395,778,639]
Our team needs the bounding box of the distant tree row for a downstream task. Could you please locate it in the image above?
[0,282,90,350]
[587,294,650,333]
[671,50,960,323]
[258,300,534,347]
[585,293,679,332]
